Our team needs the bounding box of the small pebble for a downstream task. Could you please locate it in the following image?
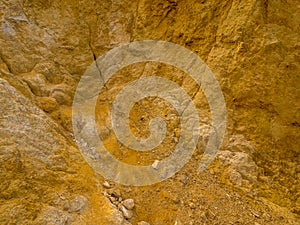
[103,181,111,188]
[125,187,132,193]
[189,202,196,209]
[151,160,160,170]
[108,196,116,203]
[122,199,135,210]
[138,221,150,225]
[179,174,188,185]
[107,189,114,195]
[102,191,109,197]
[113,189,121,198]
[120,205,133,219]
[108,188,121,197]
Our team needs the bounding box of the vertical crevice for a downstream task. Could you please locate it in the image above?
[86,22,107,89]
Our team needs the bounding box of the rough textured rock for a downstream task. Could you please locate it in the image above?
[0,0,299,224]
[208,134,259,195]
[122,199,135,210]
[218,150,259,193]
[0,78,130,225]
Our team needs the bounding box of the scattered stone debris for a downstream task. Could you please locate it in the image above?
[104,188,135,221]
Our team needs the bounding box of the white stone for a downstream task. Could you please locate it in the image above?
[120,205,133,219]
[151,160,160,170]
[122,199,134,210]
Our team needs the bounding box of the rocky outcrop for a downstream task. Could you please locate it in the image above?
[0,78,129,224]
[0,0,299,224]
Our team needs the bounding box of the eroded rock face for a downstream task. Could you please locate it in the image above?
[218,150,258,192]
[0,0,299,224]
[211,135,259,195]
[0,78,130,224]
